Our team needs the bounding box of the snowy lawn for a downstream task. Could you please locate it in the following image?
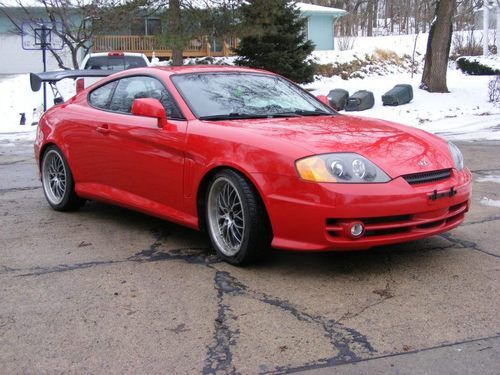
[304,68,500,141]
[0,73,76,136]
[1,64,499,143]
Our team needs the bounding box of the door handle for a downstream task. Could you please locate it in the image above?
[96,123,110,135]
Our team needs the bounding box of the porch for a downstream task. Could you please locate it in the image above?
[91,35,238,58]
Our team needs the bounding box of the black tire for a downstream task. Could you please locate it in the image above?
[205,169,271,265]
[41,145,85,211]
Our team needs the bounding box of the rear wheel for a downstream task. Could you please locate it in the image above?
[41,146,85,211]
[206,170,270,265]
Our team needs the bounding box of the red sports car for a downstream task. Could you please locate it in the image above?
[33,66,472,265]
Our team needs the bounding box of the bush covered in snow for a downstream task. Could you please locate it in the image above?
[456,56,500,75]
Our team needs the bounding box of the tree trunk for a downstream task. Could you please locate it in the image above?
[168,0,183,66]
[390,0,394,33]
[367,0,373,36]
[414,0,419,34]
[420,0,455,93]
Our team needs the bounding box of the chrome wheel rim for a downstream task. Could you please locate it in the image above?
[42,150,67,205]
[207,177,245,257]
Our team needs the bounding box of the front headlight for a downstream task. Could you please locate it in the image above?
[295,153,391,183]
[448,142,464,171]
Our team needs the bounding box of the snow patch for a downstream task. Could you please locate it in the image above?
[480,197,500,208]
[0,73,75,134]
[304,69,500,141]
[477,175,500,184]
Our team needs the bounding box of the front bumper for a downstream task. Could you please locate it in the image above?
[254,168,472,251]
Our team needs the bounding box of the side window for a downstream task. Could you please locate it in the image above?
[108,76,183,119]
[88,81,117,109]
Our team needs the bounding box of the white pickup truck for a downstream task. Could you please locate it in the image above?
[76,52,150,92]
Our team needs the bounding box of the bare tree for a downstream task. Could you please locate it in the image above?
[0,0,137,69]
[420,0,455,92]
[303,0,482,36]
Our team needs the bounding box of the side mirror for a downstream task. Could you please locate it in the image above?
[316,95,330,106]
[131,98,168,128]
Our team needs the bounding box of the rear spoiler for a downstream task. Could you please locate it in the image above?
[29,70,113,92]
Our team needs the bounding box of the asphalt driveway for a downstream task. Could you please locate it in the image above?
[0,137,499,374]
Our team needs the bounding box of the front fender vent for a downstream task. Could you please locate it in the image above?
[402,169,451,185]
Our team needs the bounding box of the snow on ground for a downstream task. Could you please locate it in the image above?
[313,33,429,65]
[480,197,500,208]
[1,32,499,143]
[304,68,500,141]
[0,73,75,139]
[477,175,500,184]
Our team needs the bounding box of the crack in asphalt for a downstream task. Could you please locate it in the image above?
[5,217,496,373]
[7,232,371,375]
[14,260,125,277]
[439,233,500,259]
[338,253,396,323]
[0,186,41,194]
[0,159,32,166]
[270,334,500,374]
[0,230,219,277]
[202,271,241,375]
[462,215,500,226]
[202,270,375,374]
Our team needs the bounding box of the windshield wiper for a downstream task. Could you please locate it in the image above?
[268,109,333,118]
[199,109,333,121]
[293,109,333,116]
[199,112,271,121]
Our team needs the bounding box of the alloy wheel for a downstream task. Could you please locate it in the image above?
[207,177,245,256]
[42,150,67,205]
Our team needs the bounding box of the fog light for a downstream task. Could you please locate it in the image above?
[350,223,364,237]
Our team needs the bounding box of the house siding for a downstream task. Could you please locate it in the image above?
[306,14,334,51]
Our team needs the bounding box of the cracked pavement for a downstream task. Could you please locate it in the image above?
[0,138,499,374]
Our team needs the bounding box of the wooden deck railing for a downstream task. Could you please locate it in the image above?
[92,35,238,58]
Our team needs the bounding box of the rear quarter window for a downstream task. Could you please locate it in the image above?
[88,81,118,109]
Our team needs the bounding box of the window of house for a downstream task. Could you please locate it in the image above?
[131,18,146,36]
[146,18,162,35]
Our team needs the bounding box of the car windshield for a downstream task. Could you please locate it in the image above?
[171,72,335,120]
[84,56,147,71]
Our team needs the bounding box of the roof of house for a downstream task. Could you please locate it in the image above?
[296,2,347,16]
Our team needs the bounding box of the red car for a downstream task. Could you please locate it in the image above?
[33,66,472,265]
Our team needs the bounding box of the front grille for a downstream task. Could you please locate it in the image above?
[402,169,451,185]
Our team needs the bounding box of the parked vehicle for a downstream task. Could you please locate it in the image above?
[76,52,150,92]
[32,66,472,265]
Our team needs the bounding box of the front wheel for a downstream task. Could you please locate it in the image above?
[41,145,85,211]
[206,170,271,265]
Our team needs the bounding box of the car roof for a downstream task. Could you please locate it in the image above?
[150,65,273,76]
[83,65,277,90]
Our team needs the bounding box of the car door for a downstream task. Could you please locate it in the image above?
[95,75,188,215]
[62,80,118,186]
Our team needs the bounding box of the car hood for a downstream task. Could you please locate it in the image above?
[210,115,453,178]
